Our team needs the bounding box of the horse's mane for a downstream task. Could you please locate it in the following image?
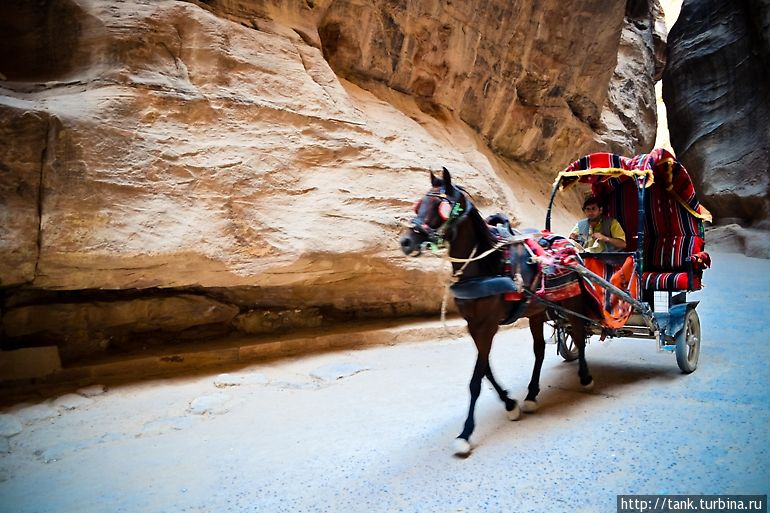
[435,180,501,256]
[467,206,501,250]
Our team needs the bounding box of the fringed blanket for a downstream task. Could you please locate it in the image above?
[499,231,634,327]
[524,234,583,302]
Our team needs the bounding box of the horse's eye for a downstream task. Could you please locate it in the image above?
[413,200,422,214]
[438,200,452,220]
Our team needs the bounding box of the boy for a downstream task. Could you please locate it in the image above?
[569,196,626,252]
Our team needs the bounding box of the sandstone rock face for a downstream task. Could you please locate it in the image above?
[663,0,770,228]
[316,0,627,167]
[600,0,666,155]
[0,0,662,362]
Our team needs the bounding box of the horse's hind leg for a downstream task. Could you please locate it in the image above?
[565,299,593,389]
[573,318,593,388]
[523,311,547,412]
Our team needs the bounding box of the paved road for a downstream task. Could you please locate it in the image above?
[1,251,768,512]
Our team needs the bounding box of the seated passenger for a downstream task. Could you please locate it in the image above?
[569,196,626,253]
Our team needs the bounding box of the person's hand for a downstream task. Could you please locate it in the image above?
[590,232,606,242]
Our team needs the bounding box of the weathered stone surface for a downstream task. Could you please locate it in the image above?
[13,403,59,425]
[600,2,666,154]
[313,0,631,167]
[310,362,369,381]
[0,0,662,359]
[4,295,238,337]
[0,104,48,287]
[0,346,61,380]
[213,372,270,388]
[2,294,239,361]
[76,384,108,397]
[706,224,770,259]
[188,393,231,415]
[0,414,23,438]
[233,307,323,335]
[140,416,195,437]
[663,0,770,228]
[52,393,93,411]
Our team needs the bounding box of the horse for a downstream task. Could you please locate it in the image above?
[399,167,594,456]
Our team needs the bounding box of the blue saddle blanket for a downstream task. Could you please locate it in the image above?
[450,276,520,300]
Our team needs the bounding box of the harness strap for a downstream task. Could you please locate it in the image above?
[441,231,543,264]
[444,241,506,263]
[522,289,597,324]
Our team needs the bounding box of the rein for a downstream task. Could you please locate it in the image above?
[444,241,508,263]
[408,180,594,326]
[440,229,600,326]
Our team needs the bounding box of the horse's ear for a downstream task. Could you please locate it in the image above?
[430,171,441,187]
[442,166,455,194]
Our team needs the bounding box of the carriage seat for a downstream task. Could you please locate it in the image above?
[641,235,710,291]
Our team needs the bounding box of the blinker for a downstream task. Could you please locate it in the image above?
[438,200,452,220]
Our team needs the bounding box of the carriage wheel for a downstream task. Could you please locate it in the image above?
[675,309,701,373]
[556,325,580,362]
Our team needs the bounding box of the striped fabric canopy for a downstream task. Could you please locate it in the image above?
[556,148,712,291]
[557,148,712,224]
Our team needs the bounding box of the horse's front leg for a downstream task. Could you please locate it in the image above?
[454,307,517,456]
[484,367,520,419]
[522,311,547,413]
[455,341,488,457]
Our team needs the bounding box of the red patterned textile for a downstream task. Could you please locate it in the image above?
[645,236,704,270]
[540,272,582,301]
[641,271,700,291]
[582,255,639,328]
[641,236,707,291]
[691,251,711,270]
[558,148,711,291]
[525,235,583,302]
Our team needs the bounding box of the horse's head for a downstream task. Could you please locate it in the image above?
[400,167,472,256]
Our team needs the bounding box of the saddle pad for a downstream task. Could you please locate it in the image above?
[450,276,522,300]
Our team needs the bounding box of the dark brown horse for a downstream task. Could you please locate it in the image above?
[399,168,594,456]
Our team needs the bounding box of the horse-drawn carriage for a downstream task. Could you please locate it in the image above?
[399,147,712,455]
[543,147,712,373]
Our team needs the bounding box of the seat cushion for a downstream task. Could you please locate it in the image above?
[642,271,701,291]
[645,235,704,272]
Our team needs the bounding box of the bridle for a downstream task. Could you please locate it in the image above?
[407,185,474,254]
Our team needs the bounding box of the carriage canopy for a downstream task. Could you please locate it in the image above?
[547,148,712,254]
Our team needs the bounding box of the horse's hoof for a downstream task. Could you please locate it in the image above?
[453,438,472,457]
[522,400,539,413]
[582,379,595,391]
[507,401,521,421]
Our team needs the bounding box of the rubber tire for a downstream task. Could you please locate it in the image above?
[675,308,701,374]
[557,326,580,362]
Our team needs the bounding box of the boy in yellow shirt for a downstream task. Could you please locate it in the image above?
[569,196,626,253]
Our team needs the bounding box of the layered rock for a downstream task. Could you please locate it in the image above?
[600,0,666,154]
[663,0,770,228]
[0,0,662,362]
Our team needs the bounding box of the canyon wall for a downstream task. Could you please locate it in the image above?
[663,0,770,230]
[0,0,663,363]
